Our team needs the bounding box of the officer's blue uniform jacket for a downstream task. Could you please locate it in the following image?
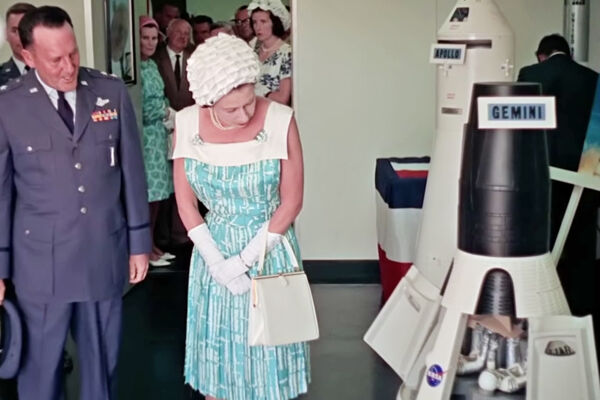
[0,58,21,86]
[0,67,151,303]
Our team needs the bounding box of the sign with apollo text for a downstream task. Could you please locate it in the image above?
[477,96,556,129]
[430,43,466,65]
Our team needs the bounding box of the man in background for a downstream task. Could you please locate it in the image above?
[191,14,213,48]
[153,18,193,111]
[233,5,254,43]
[153,18,196,249]
[154,1,180,40]
[518,34,599,360]
[0,2,36,86]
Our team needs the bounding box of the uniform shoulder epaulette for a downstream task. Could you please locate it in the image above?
[84,67,120,81]
[0,77,25,95]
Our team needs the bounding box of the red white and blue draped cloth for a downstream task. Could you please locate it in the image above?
[375,157,429,303]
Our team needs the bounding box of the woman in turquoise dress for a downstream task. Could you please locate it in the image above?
[172,34,310,399]
[139,16,175,266]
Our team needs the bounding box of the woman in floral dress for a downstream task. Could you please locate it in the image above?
[249,0,292,105]
[139,16,175,266]
[173,34,310,400]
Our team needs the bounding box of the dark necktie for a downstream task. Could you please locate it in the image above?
[24,65,31,73]
[57,91,74,134]
[174,54,181,90]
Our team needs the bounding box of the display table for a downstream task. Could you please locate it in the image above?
[375,157,429,302]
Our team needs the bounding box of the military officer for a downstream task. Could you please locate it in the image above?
[0,6,150,400]
[0,3,36,86]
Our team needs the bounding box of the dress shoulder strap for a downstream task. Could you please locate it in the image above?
[171,105,200,161]
[262,100,293,156]
[171,101,293,167]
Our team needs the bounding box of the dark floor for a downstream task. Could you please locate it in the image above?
[114,271,400,400]
[0,253,400,400]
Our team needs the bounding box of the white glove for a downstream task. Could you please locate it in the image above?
[163,106,176,132]
[226,273,252,295]
[188,224,224,266]
[239,223,283,268]
[209,256,248,286]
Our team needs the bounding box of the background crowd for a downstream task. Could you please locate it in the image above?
[139,0,293,268]
[0,1,307,400]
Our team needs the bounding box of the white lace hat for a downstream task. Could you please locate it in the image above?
[186,33,260,106]
[248,0,291,31]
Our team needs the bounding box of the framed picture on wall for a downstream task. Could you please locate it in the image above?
[104,0,136,85]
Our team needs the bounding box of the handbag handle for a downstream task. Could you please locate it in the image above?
[252,225,300,308]
[256,224,299,275]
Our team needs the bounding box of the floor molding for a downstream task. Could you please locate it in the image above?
[142,258,382,285]
[303,260,380,284]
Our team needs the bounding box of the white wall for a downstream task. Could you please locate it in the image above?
[186,0,289,21]
[294,0,600,260]
[293,0,437,260]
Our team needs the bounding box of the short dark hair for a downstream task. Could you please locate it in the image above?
[236,5,248,13]
[156,2,180,14]
[5,2,36,21]
[191,15,213,26]
[536,34,571,58]
[251,9,285,38]
[19,6,73,49]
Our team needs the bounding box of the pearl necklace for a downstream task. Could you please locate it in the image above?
[209,107,242,131]
[260,38,282,53]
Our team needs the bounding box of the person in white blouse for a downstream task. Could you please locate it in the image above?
[248,0,292,105]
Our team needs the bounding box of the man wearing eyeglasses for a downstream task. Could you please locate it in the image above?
[233,5,254,43]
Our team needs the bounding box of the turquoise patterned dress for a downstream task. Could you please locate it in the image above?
[141,59,173,202]
[174,102,311,400]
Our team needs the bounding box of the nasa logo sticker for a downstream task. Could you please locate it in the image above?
[426,364,445,387]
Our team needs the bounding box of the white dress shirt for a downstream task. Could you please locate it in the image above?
[166,46,184,78]
[35,71,77,124]
[12,56,28,76]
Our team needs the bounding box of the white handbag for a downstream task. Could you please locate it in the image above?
[248,234,319,346]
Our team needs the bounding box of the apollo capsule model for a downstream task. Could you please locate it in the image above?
[415,0,515,292]
[365,0,515,392]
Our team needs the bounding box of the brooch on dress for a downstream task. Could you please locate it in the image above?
[190,129,267,145]
[255,129,268,142]
[191,134,204,146]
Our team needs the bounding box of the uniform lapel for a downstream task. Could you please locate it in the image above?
[181,51,190,88]
[73,73,97,143]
